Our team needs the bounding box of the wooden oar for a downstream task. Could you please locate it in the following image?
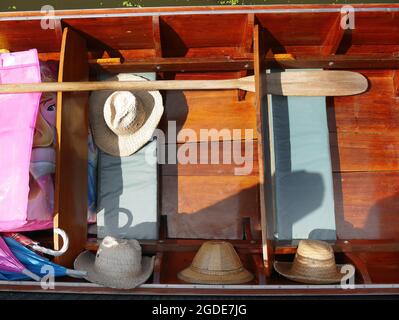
[0,71,368,96]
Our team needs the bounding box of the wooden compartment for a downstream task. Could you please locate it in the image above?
[0,4,399,296]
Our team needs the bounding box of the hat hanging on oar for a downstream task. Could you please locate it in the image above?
[178,241,254,285]
[89,74,164,157]
[274,239,353,284]
[0,71,368,96]
[74,236,154,289]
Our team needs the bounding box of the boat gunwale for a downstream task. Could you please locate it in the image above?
[2,281,399,290]
[1,4,399,21]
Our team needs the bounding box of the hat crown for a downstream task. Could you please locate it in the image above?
[290,240,339,280]
[191,241,244,274]
[296,239,334,261]
[103,91,145,136]
[94,236,142,276]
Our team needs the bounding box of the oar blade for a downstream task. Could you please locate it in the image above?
[266,70,368,96]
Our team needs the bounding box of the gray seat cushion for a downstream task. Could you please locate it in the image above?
[271,90,336,240]
[96,139,159,240]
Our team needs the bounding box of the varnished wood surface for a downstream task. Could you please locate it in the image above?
[333,172,399,240]
[0,4,398,62]
[1,5,399,65]
[63,16,155,51]
[349,12,399,46]
[343,252,372,284]
[54,27,88,267]
[330,132,399,172]
[157,69,261,241]
[394,70,399,96]
[256,12,338,55]
[328,72,399,134]
[160,90,257,143]
[0,20,62,53]
[254,25,274,276]
[93,55,399,73]
[160,14,248,58]
[355,252,399,284]
[328,70,399,243]
[152,252,164,284]
[240,13,254,56]
[152,15,162,58]
[162,175,260,240]
[328,71,399,173]
[321,13,345,56]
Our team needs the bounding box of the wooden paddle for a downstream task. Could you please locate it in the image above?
[0,70,368,96]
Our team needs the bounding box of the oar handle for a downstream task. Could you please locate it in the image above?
[0,79,242,94]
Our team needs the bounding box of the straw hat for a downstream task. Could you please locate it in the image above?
[74,236,154,289]
[178,241,254,284]
[274,239,350,284]
[89,74,163,157]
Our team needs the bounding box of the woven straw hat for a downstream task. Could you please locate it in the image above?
[74,236,154,289]
[274,239,349,284]
[89,74,163,157]
[178,241,254,284]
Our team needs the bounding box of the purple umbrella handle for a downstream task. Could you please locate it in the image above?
[21,268,41,281]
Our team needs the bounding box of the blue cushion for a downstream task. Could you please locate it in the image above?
[270,84,336,240]
[96,139,159,240]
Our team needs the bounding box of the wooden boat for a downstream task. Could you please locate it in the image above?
[0,3,399,296]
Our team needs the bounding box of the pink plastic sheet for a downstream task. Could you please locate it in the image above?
[0,49,42,231]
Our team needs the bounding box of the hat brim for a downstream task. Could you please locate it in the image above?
[178,266,254,285]
[74,251,155,289]
[274,261,348,284]
[89,74,164,157]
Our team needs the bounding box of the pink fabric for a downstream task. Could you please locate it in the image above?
[0,236,25,273]
[22,63,58,232]
[0,49,42,231]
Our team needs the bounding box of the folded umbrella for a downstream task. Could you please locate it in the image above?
[0,236,40,281]
[3,228,69,257]
[0,237,86,281]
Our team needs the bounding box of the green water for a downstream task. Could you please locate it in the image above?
[1,0,398,12]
